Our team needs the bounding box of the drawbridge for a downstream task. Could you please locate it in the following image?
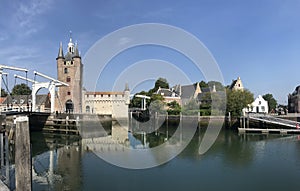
[239,113,300,134]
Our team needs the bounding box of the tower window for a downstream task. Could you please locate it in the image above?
[67,76,71,82]
[67,91,71,95]
[64,68,68,74]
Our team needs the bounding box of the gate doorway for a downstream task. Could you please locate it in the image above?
[66,99,74,113]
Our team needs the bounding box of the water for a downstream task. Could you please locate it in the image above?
[30,125,300,191]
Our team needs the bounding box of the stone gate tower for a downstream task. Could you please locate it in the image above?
[56,33,83,113]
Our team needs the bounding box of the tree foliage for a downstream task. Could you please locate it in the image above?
[167,101,181,115]
[148,78,169,94]
[12,83,31,96]
[262,93,277,112]
[207,81,225,91]
[1,88,8,97]
[130,78,168,109]
[199,80,209,88]
[226,89,254,117]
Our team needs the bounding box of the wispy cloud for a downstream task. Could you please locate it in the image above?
[12,0,54,36]
[0,45,40,67]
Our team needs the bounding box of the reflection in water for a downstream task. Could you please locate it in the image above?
[31,121,300,191]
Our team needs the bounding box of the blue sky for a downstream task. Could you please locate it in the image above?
[1,0,300,104]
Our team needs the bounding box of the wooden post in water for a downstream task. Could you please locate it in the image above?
[247,115,250,128]
[0,133,3,168]
[5,131,9,186]
[15,116,32,191]
[228,112,231,127]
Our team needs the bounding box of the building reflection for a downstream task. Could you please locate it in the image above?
[31,133,82,191]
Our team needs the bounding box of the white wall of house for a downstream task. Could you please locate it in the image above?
[244,95,269,113]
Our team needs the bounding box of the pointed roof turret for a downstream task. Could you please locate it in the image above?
[124,82,130,91]
[212,84,217,93]
[73,43,80,58]
[193,82,202,98]
[56,42,64,60]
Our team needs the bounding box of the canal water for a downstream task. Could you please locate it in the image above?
[30,123,300,191]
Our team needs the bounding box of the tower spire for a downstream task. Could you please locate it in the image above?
[67,30,75,53]
[69,30,72,42]
[74,43,80,58]
[57,41,64,59]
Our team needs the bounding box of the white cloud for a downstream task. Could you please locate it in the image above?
[13,0,54,36]
[118,37,132,46]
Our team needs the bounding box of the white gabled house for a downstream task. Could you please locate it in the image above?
[243,95,269,114]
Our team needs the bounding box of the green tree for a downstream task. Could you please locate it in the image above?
[149,78,169,94]
[262,93,277,112]
[11,83,32,96]
[208,81,225,91]
[130,91,148,108]
[226,89,254,117]
[149,100,165,114]
[199,92,212,115]
[1,88,8,97]
[182,99,199,115]
[199,80,208,88]
[167,101,181,115]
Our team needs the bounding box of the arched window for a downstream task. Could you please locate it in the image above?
[67,76,71,82]
[64,68,68,74]
[86,106,90,113]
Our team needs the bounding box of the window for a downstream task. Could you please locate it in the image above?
[259,101,261,105]
[67,76,71,82]
[108,94,111,97]
[86,106,90,113]
[261,106,265,112]
[67,91,71,95]
[64,68,68,74]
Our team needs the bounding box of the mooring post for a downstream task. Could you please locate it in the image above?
[243,111,246,129]
[228,112,231,127]
[247,114,250,128]
[180,112,183,144]
[15,116,32,191]
[5,131,9,186]
[0,133,3,168]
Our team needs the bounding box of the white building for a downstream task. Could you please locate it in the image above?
[244,95,269,114]
[229,77,244,91]
[82,87,130,119]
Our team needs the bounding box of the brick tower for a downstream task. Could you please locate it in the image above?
[56,33,83,113]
